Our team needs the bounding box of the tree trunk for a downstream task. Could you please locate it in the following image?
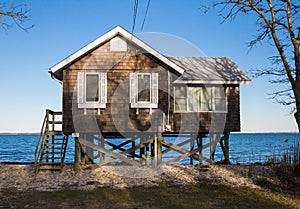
[293,82,300,132]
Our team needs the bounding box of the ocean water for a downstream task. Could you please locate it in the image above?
[0,133,299,164]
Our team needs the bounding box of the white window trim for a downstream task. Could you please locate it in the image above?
[130,72,158,108]
[77,72,107,109]
[174,86,228,113]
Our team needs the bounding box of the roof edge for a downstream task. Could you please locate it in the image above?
[49,26,185,76]
[173,80,251,85]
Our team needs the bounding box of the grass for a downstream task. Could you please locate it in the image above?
[267,138,300,177]
[1,182,299,209]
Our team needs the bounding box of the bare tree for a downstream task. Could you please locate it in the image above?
[201,0,300,132]
[0,2,33,32]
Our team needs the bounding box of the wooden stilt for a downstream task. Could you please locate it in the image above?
[146,143,150,165]
[74,137,81,170]
[131,136,135,159]
[197,134,203,164]
[100,135,104,161]
[151,141,154,157]
[157,128,162,165]
[209,134,214,161]
[190,134,195,165]
[140,136,145,163]
[85,134,94,164]
[224,133,230,164]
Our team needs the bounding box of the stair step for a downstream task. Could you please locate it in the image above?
[43,145,66,148]
[39,162,61,165]
[38,165,62,171]
[42,152,64,155]
[46,131,64,136]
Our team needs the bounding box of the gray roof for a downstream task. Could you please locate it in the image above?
[168,57,251,84]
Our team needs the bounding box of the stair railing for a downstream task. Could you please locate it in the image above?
[34,110,48,171]
[34,109,65,172]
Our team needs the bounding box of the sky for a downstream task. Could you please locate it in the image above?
[0,0,298,133]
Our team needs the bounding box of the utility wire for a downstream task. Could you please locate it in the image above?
[132,0,139,34]
[141,0,151,32]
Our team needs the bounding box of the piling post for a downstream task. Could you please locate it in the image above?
[157,126,162,165]
[209,133,215,162]
[100,135,104,161]
[146,143,150,165]
[190,134,195,165]
[131,136,135,159]
[74,136,81,170]
[197,134,203,164]
[224,132,230,164]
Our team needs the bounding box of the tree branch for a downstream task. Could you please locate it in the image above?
[0,3,33,32]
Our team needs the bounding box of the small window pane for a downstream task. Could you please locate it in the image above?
[215,86,224,98]
[214,87,226,111]
[86,74,99,102]
[187,87,201,112]
[175,86,187,112]
[138,74,150,102]
[215,98,226,111]
[201,87,212,111]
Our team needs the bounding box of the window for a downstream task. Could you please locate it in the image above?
[174,86,187,112]
[77,72,107,108]
[130,73,158,108]
[86,74,99,102]
[137,74,151,102]
[110,36,127,52]
[174,86,227,112]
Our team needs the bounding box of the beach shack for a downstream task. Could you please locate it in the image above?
[34,26,250,171]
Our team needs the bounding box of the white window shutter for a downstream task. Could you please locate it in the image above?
[129,73,137,104]
[77,72,85,104]
[100,72,107,104]
[151,73,158,104]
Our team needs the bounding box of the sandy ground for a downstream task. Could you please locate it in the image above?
[0,163,277,191]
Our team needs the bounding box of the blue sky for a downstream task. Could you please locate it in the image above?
[0,0,298,133]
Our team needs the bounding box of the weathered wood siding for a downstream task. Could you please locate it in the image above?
[171,85,240,133]
[62,35,241,134]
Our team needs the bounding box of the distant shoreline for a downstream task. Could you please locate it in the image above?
[0,132,298,135]
[0,132,39,135]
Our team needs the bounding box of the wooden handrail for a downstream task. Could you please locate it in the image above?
[34,114,47,167]
[34,109,64,172]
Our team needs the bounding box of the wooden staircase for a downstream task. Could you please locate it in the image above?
[34,109,68,172]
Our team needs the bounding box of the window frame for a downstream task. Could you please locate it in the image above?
[130,72,158,108]
[174,85,227,113]
[77,72,107,109]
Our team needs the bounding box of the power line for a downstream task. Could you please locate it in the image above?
[141,0,151,32]
[132,0,139,34]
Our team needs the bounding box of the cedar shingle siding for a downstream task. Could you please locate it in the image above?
[62,37,241,134]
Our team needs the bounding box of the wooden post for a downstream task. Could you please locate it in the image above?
[45,110,49,163]
[151,140,154,157]
[146,143,150,165]
[190,134,195,165]
[74,137,81,170]
[84,133,94,164]
[138,136,144,163]
[197,135,203,164]
[210,133,215,162]
[100,135,104,161]
[51,113,55,163]
[157,126,162,165]
[224,133,230,164]
[131,136,135,159]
